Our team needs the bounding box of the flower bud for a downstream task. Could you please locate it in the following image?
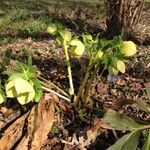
[121,41,136,56]
[70,39,85,58]
[116,60,125,73]
[94,51,103,62]
[47,24,57,35]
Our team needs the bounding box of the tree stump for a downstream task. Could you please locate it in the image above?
[105,0,144,39]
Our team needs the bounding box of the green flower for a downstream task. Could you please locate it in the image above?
[121,41,137,56]
[94,50,104,63]
[6,77,35,105]
[70,39,85,58]
[108,59,126,75]
[47,24,57,35]
[116,60,125,73]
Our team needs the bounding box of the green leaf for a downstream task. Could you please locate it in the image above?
[142,130,150,150]
[16,61,28,72]
[55,21,64,29]
[102,55,111,70]
[82,34,93,44]
[31,78,42,102]
[103,110,143,131]
[107,130,140,150]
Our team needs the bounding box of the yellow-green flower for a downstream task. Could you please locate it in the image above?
[6,78,35,105]
[70,39,85,58]
[94,50,103,62]
[47,24,57,35]
[116,60,125,73]
[121,41,137,57]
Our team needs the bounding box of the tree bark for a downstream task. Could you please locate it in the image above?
[105,0,144,39]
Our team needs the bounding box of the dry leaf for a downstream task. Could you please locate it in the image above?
[115,79,126,86]
[96,83,108,95]
[62,118,106,150]
[16,93,55,150]
[0,112,29,150]
[0,104,21,129]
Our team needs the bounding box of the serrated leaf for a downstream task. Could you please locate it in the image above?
[107,130,140,150]
[142,130,150,150]
[102,55,110,70]
[55,21,64,29]
[31,78,42,102]
[34,89,42,102]
[103,110,143,131]
[16,61,28,72]
[82,34,93,44]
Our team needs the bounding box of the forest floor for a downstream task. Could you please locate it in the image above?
[0,1,150,150]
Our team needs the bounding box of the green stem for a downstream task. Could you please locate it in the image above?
[84,63,99,101]
[75,56,94,103]
[63,41,74,96]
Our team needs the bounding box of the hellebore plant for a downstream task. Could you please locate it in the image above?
[3,57,42,105]
[47,23,137,103]
[47,23,85,97]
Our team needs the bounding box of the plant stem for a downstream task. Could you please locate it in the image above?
[75,56,93,103]
[42,86,70,102]
[84,63,99,101]
[63,41,74,96]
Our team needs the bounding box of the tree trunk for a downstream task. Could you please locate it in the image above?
[105,0,144,39]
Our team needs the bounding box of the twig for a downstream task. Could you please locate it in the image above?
[37,75,69,97]
[42,86,70,102]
